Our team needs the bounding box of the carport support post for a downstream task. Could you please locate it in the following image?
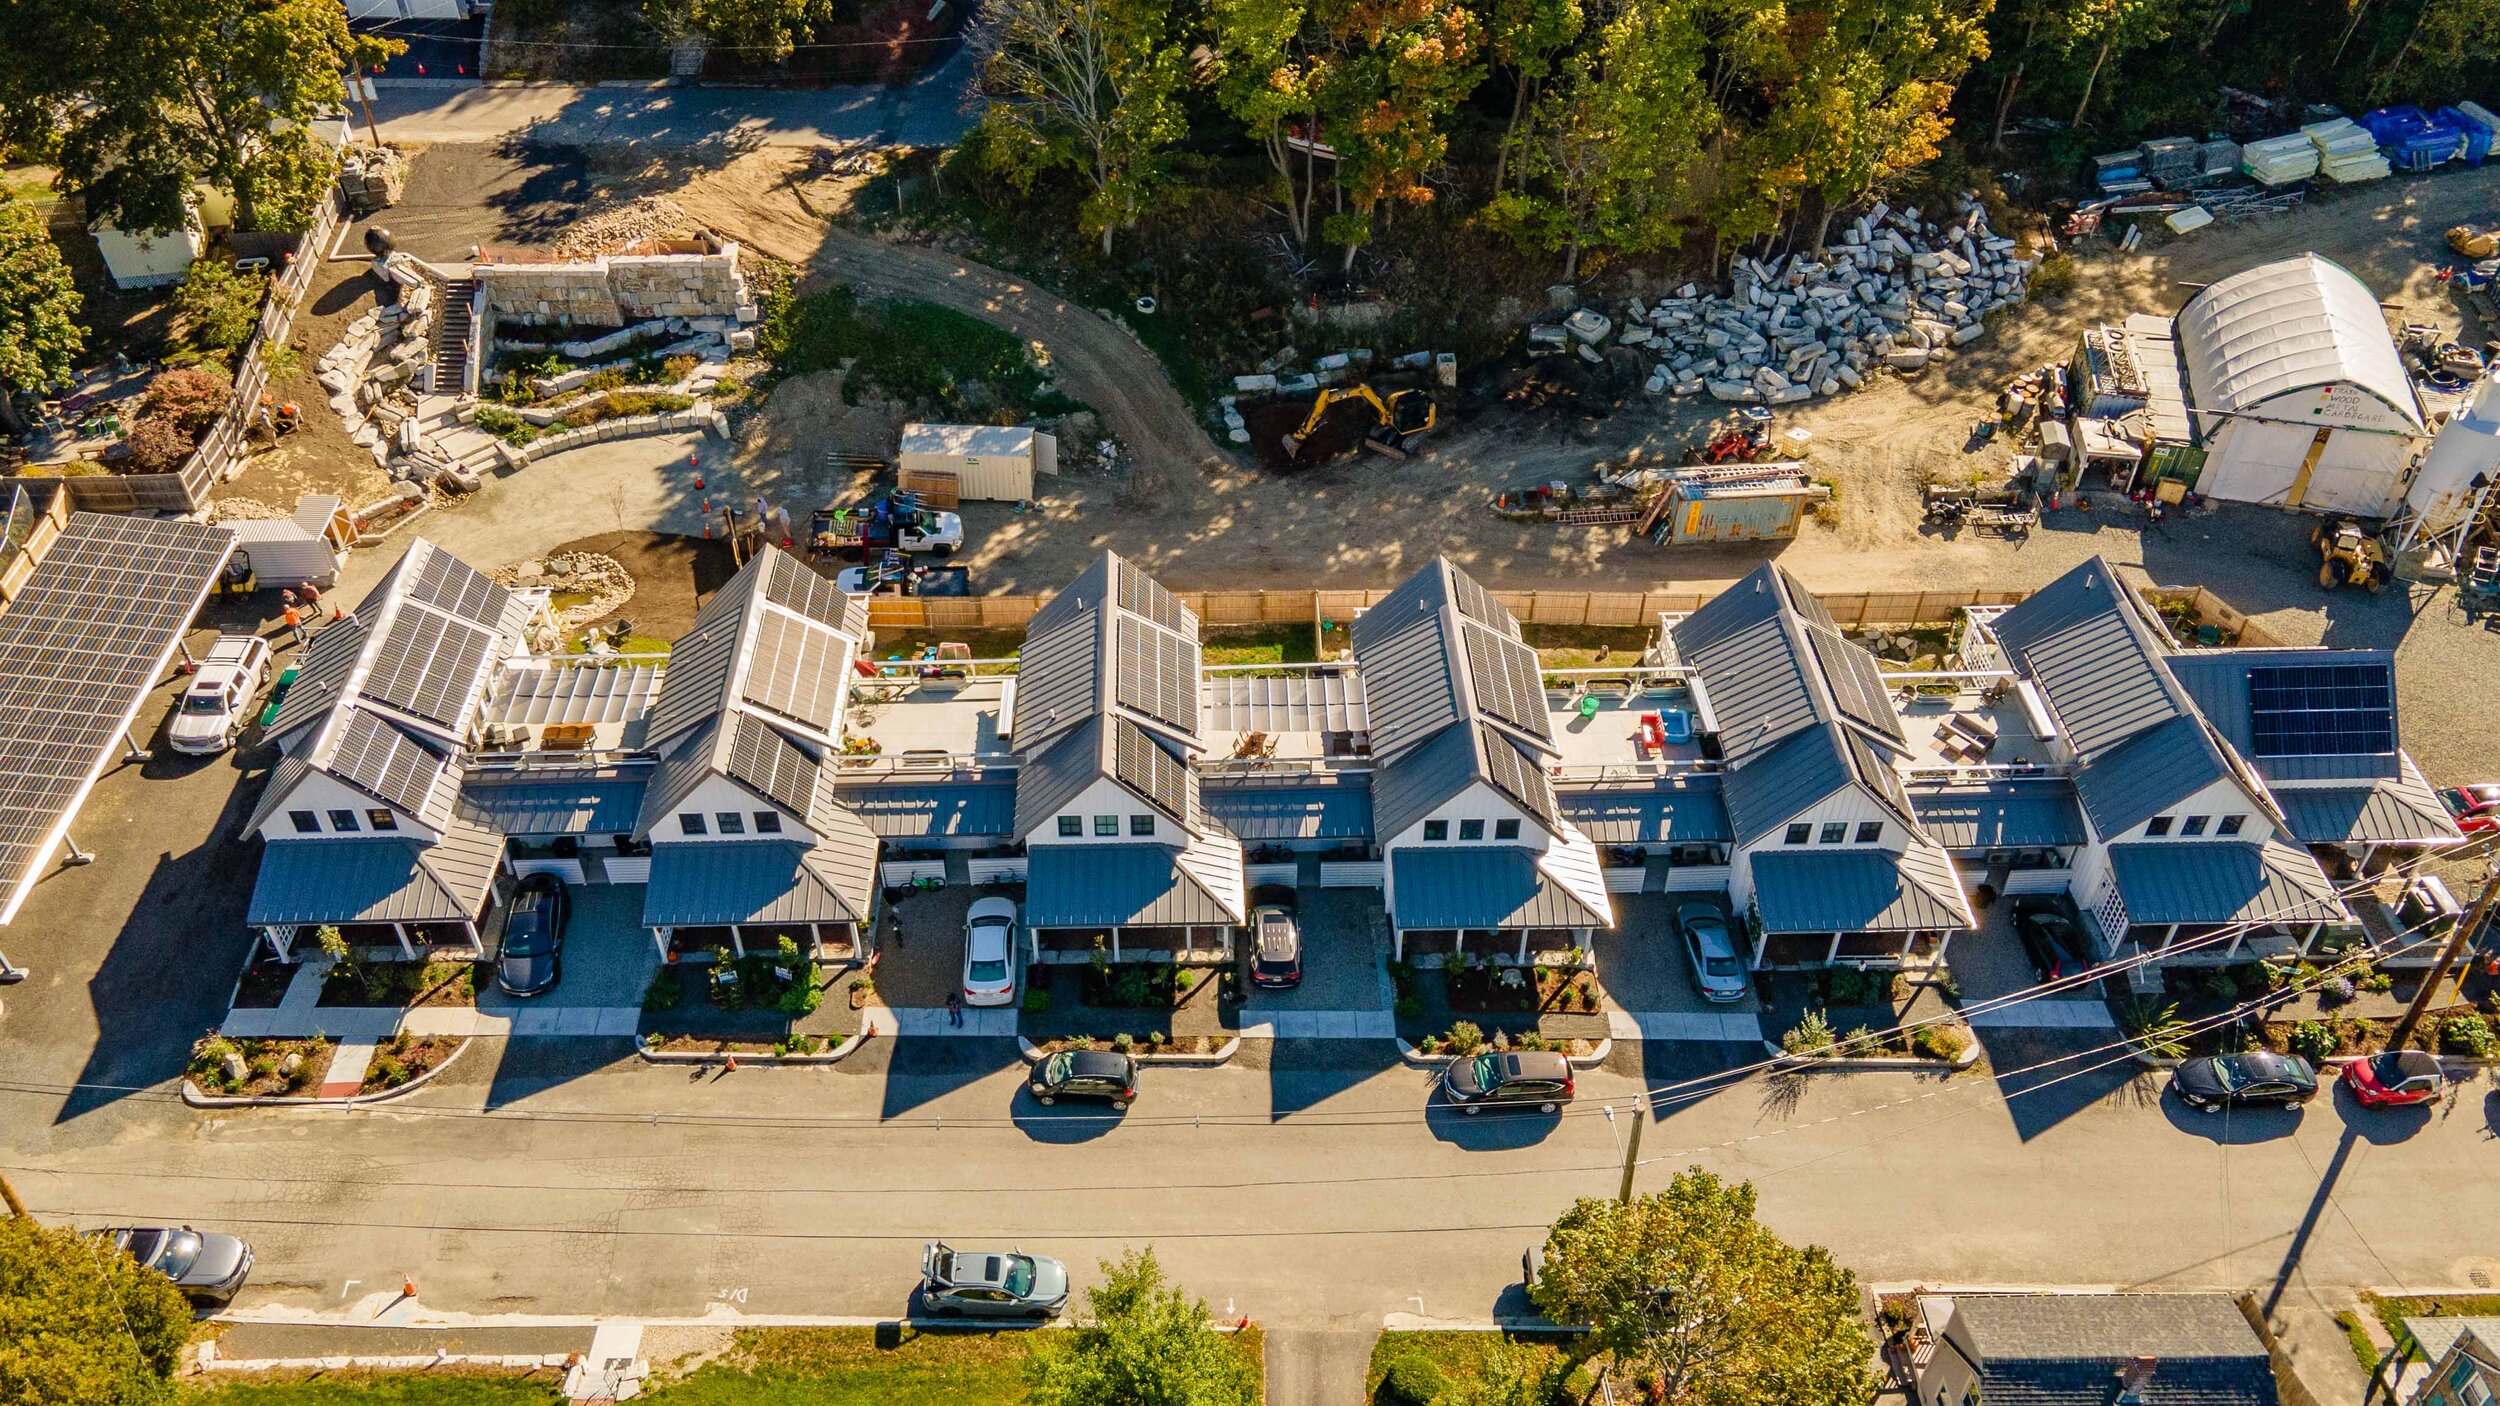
[123,728,150,764]
[462,920,482,957]
[59,835,92,867]
[391,923,415,959]
[1517,928,1530,963]
[1110,927,1122,962]
[651,926,672,961]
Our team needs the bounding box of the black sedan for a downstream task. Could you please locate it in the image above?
[2013,907,2091,982]
[495,873,569,997]
[2172,1050,2318,1112]
[96,1225,253,1306]
[1029,1049,1139,1110]
[1442,1050,1576,1114]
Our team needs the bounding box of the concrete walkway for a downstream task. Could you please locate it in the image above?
[319,1041,376,1098]
[1963,999,2117,1030]
[1263,1326,1377,1406]
[1608,1009,1767,1042]
[873,1005,1018,1037]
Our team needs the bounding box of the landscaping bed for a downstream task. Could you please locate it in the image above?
[1367,1329,1591,1406]
[362,1034,461,1094]
[318,959,482,1009]
[1022,963,1238,1051]
[638,951,863,1045]
[1390,957,1610,1050]
[1409,1022,1599,1060]
[189,1035,333,1099]
[1027,1032,1229,1057]
[180,1367,564,1404]
[1443,955,1606,1016]
[641,1032,839,1058]
[1077,958,1221,1010]
[2144,1007,2496,1062]
[231,960,296,1009]
[635,1323,1261,1405]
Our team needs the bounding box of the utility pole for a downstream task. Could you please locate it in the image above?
[1617,1097,1647,1204]
[2392,858,2500,1047]
[1,1168,27,1219]
[353,69,383,148]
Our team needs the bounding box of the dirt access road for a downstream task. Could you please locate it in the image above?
[674,149,2500,598]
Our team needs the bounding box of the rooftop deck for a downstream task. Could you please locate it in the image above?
[841,674,1015,770]
[1893,683,2060,780]
[1545,680,1709,779]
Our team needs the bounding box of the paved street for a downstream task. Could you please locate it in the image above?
[367,57,978,149]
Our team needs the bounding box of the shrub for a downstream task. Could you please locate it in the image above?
[140,367,232,434]
[582,367,630,393]
[1069,1034,1095,1051]
[2440,1013,2495,1058]
[1826,967,1869,1005]
[473,403,537,445]
[662,353,699,383]
[1393,993,1422,1019]
[776,963,824,1016]
[1783,1009,1836,1056]
[2030,252,2078,300]
[367,1054,409,1088]
[1446,1020,1485,1056]
[1380,1356,1446,1406]
[714,371,748,401]
[1176,969,1198,993]
[1913,1024,1970,1062]
[1112,1032,1134,1053]
[119,416,194,473]
[2287,1019,2337,1063]
[1147,1030,1164,1047]
[2121,1000,2189,1058]
[2203,968,2240,1001]
[642,969,681,1012]
[172,260,269,357]
[1418,1035,1441,1054]
[1837,1024,1877,1056]
[2360,968,2394,993]
[1021,988,1051,1014]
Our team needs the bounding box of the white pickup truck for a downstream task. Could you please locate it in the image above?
[167,636,271,755]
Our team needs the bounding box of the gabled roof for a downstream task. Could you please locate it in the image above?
[2176,252,2421,431]
[1750,841,1974,933]
[1934,1292,2277,1406]
[1024,836,1247,927]
[246,816,507,925]
[840,780,1017,838]
[2164,647,2402,782]
[265,538,525,749]
[1200,774,1374,840]
[1389,843,1612,930]
[2106,838,2347,927]
[1351,559,1565,841]
[1672,565,1913,842]
[2273,758,2464,847]
[639,828,879,928]
[1012,553,1212,840]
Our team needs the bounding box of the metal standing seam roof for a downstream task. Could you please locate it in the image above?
[2104,839,2348,927]
[1023,841,1244,927]
[2163,648,2403,782]
[899,423,1037,459]
[2175,252,2422,430]
[1201,671,1370,734]
[1908,784,2089,849]
[456,774,650,834]
[1200,776,1374,840]
[1012,553,1211,842]
[640,831,879,929]
[1553,779,1732,845]
[0,513,233,924]
[1936,1293,2278,1406]
[1387,846,1611,930]
[486,661,664,729]
[2271,760,2464,846]
[245,816,507,926]
[1748,842,1974,933]
[2069,714,2233,838]
[838,780,1018,838]
[1718,730,1850,845]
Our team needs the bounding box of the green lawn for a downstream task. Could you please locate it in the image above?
[639,1325,1262,1405]
[1366,1329,1590,1405]
[1201,624,1321,668]
[180,1371,563,1405]
[2366,1292,2500,1350]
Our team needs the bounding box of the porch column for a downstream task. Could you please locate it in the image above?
[1394,927,1406,960]
[1749,925,1768,970]
[2161,923,2179,952]
[1826,931,1845,966]
[652,925,672,961]
[392,923,415,959]
[806,923,824,960]
[1110,927,1122,962]
[2300,922,2324,957]
[1517,927,1530,963]
[1452,929,1465,959]
[729,926,747,957]
[463,921,483,957]
[2222,924,2247,962]
[1932,928,1958,965]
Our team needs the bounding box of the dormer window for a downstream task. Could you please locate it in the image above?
[1423,820,1449,842]
[1459,819,1485,841]
[2145,816,2173,837]
[367,810,397,832]
[2217,814,2245,836]
[680,813,708,836]
[1856,821,1883,844]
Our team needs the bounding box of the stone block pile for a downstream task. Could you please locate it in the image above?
[1601,195,2035,404]
[314,256,439,465]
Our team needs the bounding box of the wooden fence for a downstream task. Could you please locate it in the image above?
[867,586,2033,637]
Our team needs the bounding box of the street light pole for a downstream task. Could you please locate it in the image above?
[2391,858,2500,1048]
[1617,1096,1646,1204]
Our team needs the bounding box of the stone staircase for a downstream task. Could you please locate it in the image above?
[429,278,477,393]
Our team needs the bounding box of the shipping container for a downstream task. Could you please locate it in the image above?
[896,423,1059,502]
[1649,467,1814,544]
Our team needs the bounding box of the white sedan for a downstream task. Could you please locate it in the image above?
[167,636,271,755]
[962,897,1021,1007]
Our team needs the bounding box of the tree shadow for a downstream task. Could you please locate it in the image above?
[1266,1037,1402,1122]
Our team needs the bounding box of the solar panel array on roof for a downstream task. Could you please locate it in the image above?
[1806,625,1905,744]
[1450,570,1507,632]
[331,709,448,820]
[1114,615,1200,737]
[2247,662,2393,757]
[1113,718,1192,822]
[728,714,822,817]
[0,515,231,921]
[364,608,498,728]
[1115,558,1191,633]
[407,547,507,626]
[1481,733,1558,824]
[1461,620,1551,741]
[763,553,846,629]
[743,609,844,732]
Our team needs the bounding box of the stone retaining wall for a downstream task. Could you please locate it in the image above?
[478,243,753,327]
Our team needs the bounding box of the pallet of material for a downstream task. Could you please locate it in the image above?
[2242,132,2321,185]
[2305,118,2392,182]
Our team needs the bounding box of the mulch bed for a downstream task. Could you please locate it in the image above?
[538,530,737,640]
[642,1033,836,1057]
[1079,962,1220,1011]
[1445,963,1607,1017]
[638,962,864,1041]
[318,959,482,1008]
[1027,1034,1226,1056]
[361,1034,461,1093]
[1023,965,1239,1046]
[190,1036,334,1099]
[231,961,296,1009]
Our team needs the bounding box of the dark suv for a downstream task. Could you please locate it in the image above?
[1441,1050,1575,1114]
[1029,1049,1140,1110]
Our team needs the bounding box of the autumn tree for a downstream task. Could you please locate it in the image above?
[643,0,834,60]
[1531,1170,1876,1406]
[1315,0,1486,273]
[971,0,1190,255]
[1767,0,1990,249]
[0,1214,192,1406]
[2371,0,2500,101]
[2061,0,2175,129]
[0,202,83,437]
[1209,0,1333,248]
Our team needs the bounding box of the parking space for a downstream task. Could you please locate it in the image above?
[1597,894,1759,1015]
[1240,885,1388,1013]
[878,885,976,1008]
[478,882,656,1010]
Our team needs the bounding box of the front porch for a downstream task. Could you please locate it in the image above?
[1751,927,1954,971]
[1032,924,1237,965]
[652,921,863,964]
[1390,926,1596,964]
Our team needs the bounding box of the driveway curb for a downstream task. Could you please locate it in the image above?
[635,1027,872,1065]
[181,1037,473,1108]
[1757,1036,1981,1073]
[1016,1035,1240,1067]
[1396,1037,1613,1070]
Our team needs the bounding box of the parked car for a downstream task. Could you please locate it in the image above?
[167,635,271,755]
[1029,1049,1139,1110]
[95,1225,253,1306]
[963,897,1020,1007]
[1675,904,1749,1003]
[1249,906,1302,989]
[919,1242,1070,1319]
[2343,1049,2447,1107]
[1441,1050,1576,1114]
[2171,1050,2318,1112]
[494,873,569,997]
[2013,907,2091,982]
[2440,782,2500,834]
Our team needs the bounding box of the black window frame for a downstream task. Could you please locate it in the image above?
[288,810,320,835]
[1784,823,1812,845]
[1093,814,1119,837]
[754,811,783,834]
[2180,815,2209,836]
[328,809,359,832]
[679,812,708,836]
[366,809,398,832]
[1494,818,1521,840]
[716,812,747,835]
[1423,819,1449,842]
[1819,822,1848,844]
[1855,821,1883,844]
[2145,816,2174,837]
[1058,815,1082,837]
[1458,818,1485,841]
[1131,814,1155,836]
[2217,814,2245,836]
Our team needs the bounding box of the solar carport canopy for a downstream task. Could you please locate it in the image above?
[0,513,233,923]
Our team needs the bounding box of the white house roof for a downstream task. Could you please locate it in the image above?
[2175,253,2422,431]
[900,423,1036,457]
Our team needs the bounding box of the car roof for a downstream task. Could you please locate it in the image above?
[1256,919,1298,960]
[967,924,1009,959]
[1499,1051,1572,1079]
[2233,1050,2301,1074]
[1066,1050,1132,1078]
[2379,1049,2442,1075]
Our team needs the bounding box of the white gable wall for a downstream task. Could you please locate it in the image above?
[1383,781,1547,854]
[652,773,809,844]
[2099,776,2274,845]
[255,769,434,845]
[1029,775,1180,845]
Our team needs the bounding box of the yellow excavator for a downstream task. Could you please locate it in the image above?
[1279,384,1439,460]
[2313,515,2394,593]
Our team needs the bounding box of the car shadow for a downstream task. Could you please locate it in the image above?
[2156,1085,2308,1143]
[1008,1092,1125,1144]
[2329,1077,2435,1144]
[1424,1100,1565,1149]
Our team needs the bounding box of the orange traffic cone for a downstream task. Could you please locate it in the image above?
[403,1274,417,1297]
[725,1054,739,1071]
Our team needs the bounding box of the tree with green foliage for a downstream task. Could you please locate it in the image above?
[1314,0,1486,273]
[971,0,1191,255]
[1530,1169,1876,1406]
[1209,0,1333,249]
[1486,0,1584,193]
[1434,1337,1556,1406]
[1767,0,1990,249]
[0,1213,193,1406]
[0,202,83,436]
[643,0,834,61]
[1487,0,1713,278]
[1025,1247,1259,1406]
[2059,0,2177,129]
[2370,0,2500,100]
[170,260,269,364]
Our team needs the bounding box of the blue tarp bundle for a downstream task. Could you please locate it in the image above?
[2361,105,2465,171]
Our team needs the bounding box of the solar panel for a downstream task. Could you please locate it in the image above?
[1480,734,1557,824]
[1807,624,1905,744]
[330,709,449,821]
[1449,569,1510,634]
[1115,559,1192,634]
[763,553,847,630]
[1461,621,1551,741]
[728,714,822,817]
[2247,662,2394,757]
[365,607,498,729]
[407,545,509,628]
[743,609,845,732]
[1114,719,1192,822]
[1114,616,1200,737]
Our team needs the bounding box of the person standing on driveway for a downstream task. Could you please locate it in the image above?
[281,603,305,647]
[947,991,963,1027]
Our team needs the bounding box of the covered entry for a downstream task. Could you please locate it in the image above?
[1023,843,1246,962]
[1746,846,1972,968]
[642,839,876,960]
[247,818,510,960]
[1386,847,1611,961]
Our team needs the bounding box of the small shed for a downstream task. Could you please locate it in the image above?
[2175,254,2425,517]
[2069,315,2199,492]
[224,496,350,588]
[91,216,202,291]
[897,423,1058,502]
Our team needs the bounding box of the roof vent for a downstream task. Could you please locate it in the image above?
[2084,572,2098,590]
[2115,1354,2157,1404]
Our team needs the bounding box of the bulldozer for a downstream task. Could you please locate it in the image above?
[2313,515,2395,593]
[1279,384,1439,460]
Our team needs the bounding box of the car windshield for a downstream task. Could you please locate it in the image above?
[1044,1052,1072,1082]
[968,958,1009,981]
[1472,1054,1502,1089]
[1704,955,1744,976]
[2212,1058,2256,1092]
[156,1232,202,1278]
[503,925,551,957]
[1003,1256,1036,1296]
[180,692,227,714]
